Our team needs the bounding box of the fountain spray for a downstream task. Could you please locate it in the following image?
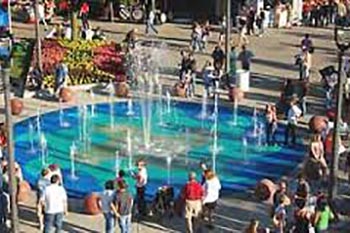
[28,121,35,153]
[166,156,172,185]
[115,150,120,177]
[40,133,48,167]
[90,89,95,117]
[70,142,78,179]
[126,98,135,116]
[127,129,133,170]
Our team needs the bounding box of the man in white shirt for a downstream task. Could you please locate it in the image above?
[133,159,148,215]
[284,99,302,146]
[39,174,68,233]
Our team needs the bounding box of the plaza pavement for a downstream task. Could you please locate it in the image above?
[0,20,349,232]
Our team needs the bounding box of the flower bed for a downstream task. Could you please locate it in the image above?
[36,39,125,88]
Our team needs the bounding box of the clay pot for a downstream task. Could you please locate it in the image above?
[114,82,129,98]
[59,88,74,102]
[173,82,186,97]
[84,193,101,215]
[309,116,328,134]
[17,180,31,203]
[228,87,244,102]
[255,179,276,203]
[11,98,23,116]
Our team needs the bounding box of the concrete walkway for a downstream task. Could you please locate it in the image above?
[0,21,349,232]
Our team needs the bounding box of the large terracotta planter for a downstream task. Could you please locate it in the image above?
[309,116,328,134]
[17,180,31,203]
[59,88,74,102]
[173,83,186,97]
[114,82,129,98]
[255,179,276,203]
[84,193,101,215]
[228,87,244,102]
[11,98,23,116]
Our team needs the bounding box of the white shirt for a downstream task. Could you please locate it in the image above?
[149,11,155,24]
[136,167,148,188]
[38,4,45,20]
[203,177,221,204]
[287,105,302,125]
[99,190,115,213]
[41,184,67,214]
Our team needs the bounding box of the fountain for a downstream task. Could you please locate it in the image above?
[126,99,135,116]
[127,129,133,170]
[40,133,48,167]
[252,107,258,137]
[13,41,306,200]
[257,123,264,147]
[115,150,120,177]
[139,74,153,149]
[166,156,172,185]
[90,89,95,117]
[242,137,248,162]
[166,90,171,114]
[36,108,42,137]
[211,86,219,173]
[185,128,189,165]
[232,98,238,126]
[199,90,208,119]
[109,80,115,130]
[59,99,69,128]
[158,84,164,126]
[78,105,91,157]
[70,142,78,179]
[28,121,35,153]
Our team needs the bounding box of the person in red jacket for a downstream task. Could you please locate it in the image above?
[79,1,90,29]
[181,171,203,233]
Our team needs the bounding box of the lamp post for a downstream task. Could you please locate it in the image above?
[328,26,350,200]
[225,0,231,74]
[34,0,42,72]
[0,37,19,232]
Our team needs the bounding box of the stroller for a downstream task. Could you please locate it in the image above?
[150,186,174,220]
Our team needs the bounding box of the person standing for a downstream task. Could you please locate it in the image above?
[111,181,133,233]
[211,45,225,71]
[181,172,203,233]
[238,45,254,72]
[54,62,69,99]
[99,180,117,233]
[256,8,266,37]
[0,188,8,231]
[36,168,51,231]
[300,47,312,81]
[265,104,278,145]
[132,159,148,216]
[202,170,221,229]
[247,7,255,35]
[284,99,302,146]
[313,197,334,232]
[145,9,158,35]
[272,194,289,233]
[79,1,90,29]
[39,174,68,233]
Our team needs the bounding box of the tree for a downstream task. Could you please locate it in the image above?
[70,0,80,40]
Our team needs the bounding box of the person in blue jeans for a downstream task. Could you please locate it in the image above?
[39,174,68,233]
[111,181,133,233]
[98,180,116,233]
